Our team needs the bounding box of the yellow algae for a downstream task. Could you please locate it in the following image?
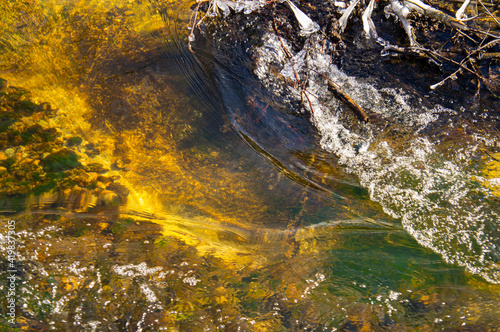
[482,153,500,197]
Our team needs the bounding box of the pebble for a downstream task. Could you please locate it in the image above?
[38,120,49,128]
[87,172,98,182]
[101,190,119,206]
[4,148,15,158]
[0,79,8,90]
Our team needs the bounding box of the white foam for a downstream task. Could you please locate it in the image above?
[112,262,163,277]
[253,31,500,283]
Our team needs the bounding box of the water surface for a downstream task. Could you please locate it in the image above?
[1,0,499,330]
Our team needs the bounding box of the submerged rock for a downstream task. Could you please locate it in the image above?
[66,136,83,146]
[42,149,80,172]
[0,79,129,212]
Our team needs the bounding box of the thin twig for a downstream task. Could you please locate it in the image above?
[272,11,318,124]
[478,0,500,26]
[188,2,201,53]
[307,67,370,122]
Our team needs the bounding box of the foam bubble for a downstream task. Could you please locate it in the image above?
[253,31,500,283]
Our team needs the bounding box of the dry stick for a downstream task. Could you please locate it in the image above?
[426,42,494,89]
[327,80,370,123]
[481,148,500,162]
[447,0,493,7]
[469,37,500,56]
[418,14,500,89]
[470,26,500,39]
[290,66,366,122]
[306,67,370,122]
[431,33,490,89]
[456,26,479,43]
[456,0,471,21]
[480,52,500,59]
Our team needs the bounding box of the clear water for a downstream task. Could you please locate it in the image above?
[257,33,500,283]
[0,0,499,330]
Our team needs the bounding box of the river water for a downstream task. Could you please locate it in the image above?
[0,0,499,330]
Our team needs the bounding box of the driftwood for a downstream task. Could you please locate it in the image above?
[327,80,370,123]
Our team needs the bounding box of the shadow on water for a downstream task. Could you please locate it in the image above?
[0,0,499,330]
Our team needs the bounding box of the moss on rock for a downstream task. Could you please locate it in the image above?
[42,149,80,172]
[0,79,129,212]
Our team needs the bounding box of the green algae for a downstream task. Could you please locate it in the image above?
[41,149,80,172]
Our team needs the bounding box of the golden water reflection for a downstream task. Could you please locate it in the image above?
[0,0,387,259]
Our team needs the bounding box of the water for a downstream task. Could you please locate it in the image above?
[0,0,500,330]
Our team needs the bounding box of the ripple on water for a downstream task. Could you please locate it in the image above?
[252,30,500,283]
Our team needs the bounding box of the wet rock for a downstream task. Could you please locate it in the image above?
[105,171,121,182]
[97,175,112,184]
[106,182,129,198]
[35,102,57,117]
[0,78,133,211]
[67,136,83,146]
[37,119,49,128]
[86,172,98,182]
[114,159,126,169]
[0,78,8,91]
[41,127,58,142]
[42,148,80,172]
[99,190,120,206]
[112,157,132,170]
[36,102,51,111]
[85,142,95,150]
[85,162,110,174]
[27,124,43,134]
[95,181,107,190]
[18,100,38,112]
[4,148,15,158]
[0,118,15,134]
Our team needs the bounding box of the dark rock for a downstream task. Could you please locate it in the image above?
[18,100,38,112]
[40,128,58,142]
[106,182,129,198]
[67,136,83,146]
[97,175,112,184]
[85,142,95,150]
[0,78,7,91]
[42,149,80,172]
[36,102,57,117]
[85,163,110,174]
